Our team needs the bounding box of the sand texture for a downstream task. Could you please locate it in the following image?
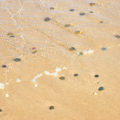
[0,0,120,120]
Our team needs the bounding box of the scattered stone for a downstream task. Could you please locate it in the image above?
[69,8,75,12]
[93,92,98,96]
[79,12,85,16]
[50,7,54,10]
[100,21,103,23]
[69,47,76,51]
[74,73,79,77]
[0,109,3,112]
[98,86,104,91]
[75,30,83,34]
[49,106,54,110]
[90,11,94,13]
[32,50,37,54]
[64,24,71,27]
[44,17,51,22]
[94,74,99,78]
[2,65,7,68]
[77,52,83,56]
[59,76,65,80]
[114,34,120,39]
[7,32,15,37]
[13,58,21,62]
[101,47,107,51]
[89,3,96,6]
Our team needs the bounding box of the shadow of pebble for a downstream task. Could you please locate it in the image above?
[69,47,76,51]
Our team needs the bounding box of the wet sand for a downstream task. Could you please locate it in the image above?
[0,0,120,119]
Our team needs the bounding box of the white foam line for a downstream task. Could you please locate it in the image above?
[32,73,43,82]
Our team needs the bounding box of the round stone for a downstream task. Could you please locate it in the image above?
[13,58,21,62]
[59,76,65,80]
[98,86,104,91]
[44,17,51,22]
[49,106,54,110]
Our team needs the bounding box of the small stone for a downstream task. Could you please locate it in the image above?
[44,17,51,22]
[69,47,76,51]
[114,34,120,39]
[98,86,104,91]
[59,76,65,80]
[77,52,83,56]
[89,3,96,6]
[32,50,37,54]
[7,32,15,37]
[75,30,82,34]
[90,11,94,13]
[49,106,54,110]
[0,109,3,112]
[93,92,98,96]
[5,94,9,98]
[100,21,103,23]
[69,8,75,12]
[2,65,7,68]
[94,74,99,78]
[34,84,38,88]
[79,12,85,16]
[74,73,79,77]
[64,24,71,27]
[101,47,107,51]
[13,58,21,62]
[50,7,54,10]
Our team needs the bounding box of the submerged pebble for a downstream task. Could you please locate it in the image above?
[94,74,99,78]
[69,47,76,51]
[64,24,71,27]
[74,73,79,77]
[7,32,15,37]
[44,17,51,22]
[50,7,54,10]
[13,58,21,62]
[79,12,85,16]
[0,109,3,112]
[49,106,54,110]
[69,8,75,12]
[2,65,7,68]
[98,86,104,91]
[89,3,96,6]
[59,76,65,80]
[101,47,107,51]
[114,34,120,39]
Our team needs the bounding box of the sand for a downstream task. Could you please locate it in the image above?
[0,0,120,119]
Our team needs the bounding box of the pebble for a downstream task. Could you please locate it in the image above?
[98,86,104,91]
[50,7,54,10]
[79,12,85,16]
[90,11,94,13]
[93,92,98,96]
[44,17,51,22]
[115,34,120,39]
[69,8,75,12]
[94,74,99,78]
[0,109,2,112]
[59,76,65,80]
[74,73,79,77]
[34,84,38,88]
[69,47,76,51]
[101,47,107,51]
[49,106,54,110]
[7,32,15,37]
[16,78,21,83]
[64,24,71,27]
[100,21,103,23]
[77,52,83,56]
[89,3,96,6]
[13,58,21,62]
[2,65,7,68]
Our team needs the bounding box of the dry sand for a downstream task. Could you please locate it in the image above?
[0,0,120,119]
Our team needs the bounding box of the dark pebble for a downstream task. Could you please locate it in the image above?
[114,34,120,39]
[49,106,54,110]
[59,76,65,80]
[79,12,85,16]
[2,65,7,68]
[94,74,99,78]
[101,47,107,51]
[100,21,103,23]
[13,58,21,62]
[50,7,54,10]
[74,73,79,77]
[69,8,75,12]
[7,33,15,37]
[0,109,2,112]
[98,86,104,91]
[69,47,76,51]
[44,17,51,22]
[64,24,71,27]
[90,11,94,13]
[89,3,96,6]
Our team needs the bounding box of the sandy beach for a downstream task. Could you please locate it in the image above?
[0,0,120,119]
